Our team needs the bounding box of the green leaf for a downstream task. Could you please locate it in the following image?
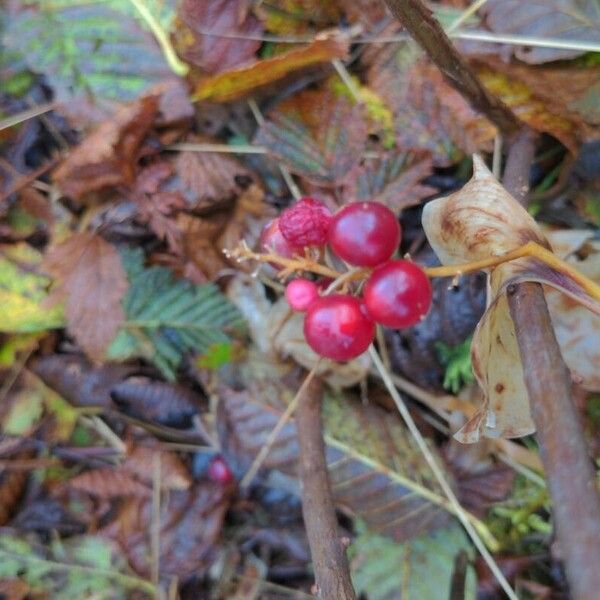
[349,522,476,600]
[0,243,65,333]
[3,4,172,105]
[436,336,475,394]
[109,258,243,379]
[3,388,44,435]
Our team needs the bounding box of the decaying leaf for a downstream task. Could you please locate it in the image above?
[254,89,367,186]
[53,97,159,200]
[422,156,600,442]
[176,0,263,74]
[69,468,152,499]
[193,36,349,102]
[217,359,462,542]
[344,151,435,213]
[42,233,128,363]
[124,443,192,490]
[481,0,600,64]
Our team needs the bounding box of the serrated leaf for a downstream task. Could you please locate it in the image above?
[349,522,476,600]
[218,364,468,542]
[4,4,172,106]
[254,89,367,186]
[109,259,243,379]
[0,244,64,333]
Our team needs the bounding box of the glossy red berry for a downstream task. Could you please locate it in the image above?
[279,197,332,248]
[304,295,375,361]
[328,202,400,267]
[285,278,319,312]
[208,455,234,485]
[363,260,432,329]
[260,218,302,267]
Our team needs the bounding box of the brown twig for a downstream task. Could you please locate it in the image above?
[503,134,600,600]
[381,1,600,598]
[382,0,522,136]
[296,377,356,600]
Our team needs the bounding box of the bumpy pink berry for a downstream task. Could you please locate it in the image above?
[363,260,432,328]
[328,201,401,267]
[285,279,319,312]
[208,456,234,484]
[260,218,302,268]
[279,197,332,248]
[304,295,375,361]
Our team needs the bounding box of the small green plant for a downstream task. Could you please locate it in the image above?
[436,336,475,394]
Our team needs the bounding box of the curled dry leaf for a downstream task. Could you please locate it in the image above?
[52,97,159,201]
[422,156,600,442]
[124,443,191,491]
[69,468,151,499]
[42,233,128,363]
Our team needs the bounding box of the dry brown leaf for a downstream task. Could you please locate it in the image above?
[53,96,159,200]
[42,233,128,362]
[69,467,151,498]
[176,0,263,74]
[192,36,349,102]
[422,156,600,442]
[124,444,191,490]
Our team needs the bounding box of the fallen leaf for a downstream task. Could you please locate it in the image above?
[176,0,263,73]
[4,4,172,109]
[256,0,341,34]
[0,243,64,333]
[344,151,435,213]
[42,233,128,363]
[124,443,192,490]
[349,523,476,600]
[53,97,159,200]
[481,0,600,64]
[217,363,462,542]
[194,36,349,102]
[422,156,600,441]
[255,88,367,186]
[69,468,152,499]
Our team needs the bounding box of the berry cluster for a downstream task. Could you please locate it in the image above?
[259,198,433,362]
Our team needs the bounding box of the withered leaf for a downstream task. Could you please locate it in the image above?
[344,151,435,213]
[42,233,128,363]
[193,36,349,102]
[255,89,367,186]
[176,0,263,74]
[482,0,600,64]
[218,371,458,542]
[69,467,151,499]
[422,156,600,441]
[124,443,192,491]
[53,97,159,200]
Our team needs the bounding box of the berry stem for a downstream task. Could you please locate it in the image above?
[423,241,600,302]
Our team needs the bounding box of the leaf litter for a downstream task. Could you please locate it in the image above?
[2,0,600,597]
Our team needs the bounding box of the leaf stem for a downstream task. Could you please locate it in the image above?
[126,0,189,76]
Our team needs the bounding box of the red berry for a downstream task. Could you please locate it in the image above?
[304,295,375,361]
[260,218,302,268]
[328,202,400,267]
[279,197,332,248]
[208,455,234,485]
[363,260,432,329]
[285,279,319,312]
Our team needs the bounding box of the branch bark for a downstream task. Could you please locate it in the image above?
[382,1,600,598]
[296,377,356,600]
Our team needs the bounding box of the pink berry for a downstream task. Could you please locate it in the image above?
[328,202,400,267]
[304,295,375,361]
[363,260,432,329]
[279,197,332,248]
[208,456,234,485]
[285,279,319,312]
[260,218,302,268]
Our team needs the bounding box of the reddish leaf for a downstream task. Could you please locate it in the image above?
[255,90,368,186]
[344,151,435,213]
[52,96,159,200]
[42,233,128,362]
[176,0,262,73]
[69,468,151,498]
